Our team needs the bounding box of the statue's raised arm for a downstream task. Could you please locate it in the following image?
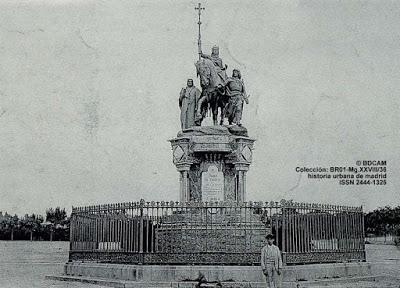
[198,45,228,88]
[200,46,227,72]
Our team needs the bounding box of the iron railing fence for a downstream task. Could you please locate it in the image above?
[280,201,365,264]
[69,200,365,265]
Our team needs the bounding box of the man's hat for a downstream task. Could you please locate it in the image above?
[265,234,274,240]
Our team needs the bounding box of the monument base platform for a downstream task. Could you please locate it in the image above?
[170,125,255,203]
[56,261,390,287]
[46,274,400,288]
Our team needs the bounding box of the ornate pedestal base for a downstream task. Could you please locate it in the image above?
[170,126,255,203]
[156,208,269,257]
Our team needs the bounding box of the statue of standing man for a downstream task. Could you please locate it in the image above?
[179,79,201,130]
[224,69,249,126]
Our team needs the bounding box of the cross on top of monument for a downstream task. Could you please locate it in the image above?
[195,3,204,12]
[195,3,205,61]
[195,3,205,23]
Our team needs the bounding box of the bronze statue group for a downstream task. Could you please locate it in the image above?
[179,45,249,130]
[179,50,283,288]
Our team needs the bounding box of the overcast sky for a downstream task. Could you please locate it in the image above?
[0,0,399,216]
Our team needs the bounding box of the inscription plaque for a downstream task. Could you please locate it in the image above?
[201,165,224,202]
[192,143,231,152]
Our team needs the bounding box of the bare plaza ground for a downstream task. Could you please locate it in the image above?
[0,241,399,288]
[0,241,103,288]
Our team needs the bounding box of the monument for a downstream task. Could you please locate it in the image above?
[50,3,366,287]
[171,3,254,204]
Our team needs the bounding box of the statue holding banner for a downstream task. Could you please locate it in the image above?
[195,49,228,126]
[200,45,228,86]
[189,3,250,127]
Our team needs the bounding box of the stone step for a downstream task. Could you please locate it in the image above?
[294,274,399,287]
[46,274,400,288]
[46,275,126,287]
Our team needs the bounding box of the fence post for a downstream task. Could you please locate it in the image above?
[281,203,286,265]
[69,209,75,253]
[139,199,144,254]
[361,206,366,261]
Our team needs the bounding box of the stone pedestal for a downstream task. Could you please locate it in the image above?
[156,208,269,255]
[170,126,255,203]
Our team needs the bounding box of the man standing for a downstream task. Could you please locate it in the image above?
[261,234,283,288]
[224,69,249,126]
[179,79,201,130]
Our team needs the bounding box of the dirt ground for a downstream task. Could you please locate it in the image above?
[0,241,399,288]
[0,241,103,288]
[296,244,400,288]
[304,278,400,288]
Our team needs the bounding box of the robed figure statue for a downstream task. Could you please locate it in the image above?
[179,79,201,130]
